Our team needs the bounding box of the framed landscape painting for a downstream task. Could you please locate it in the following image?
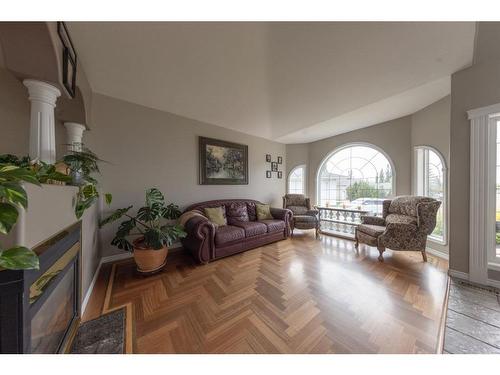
[199,136,248,185]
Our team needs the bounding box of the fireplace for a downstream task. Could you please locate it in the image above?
[0,222,81,353]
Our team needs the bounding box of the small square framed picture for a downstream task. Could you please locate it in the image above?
[271,162,278,171]
[277,171,282,179]
[266,171,272,178]
[266,154,271,162]
[277,156,282,164]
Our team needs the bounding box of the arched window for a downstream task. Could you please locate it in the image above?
[288,165,306,194]
[317,144,394,215]
[414,146,447,244]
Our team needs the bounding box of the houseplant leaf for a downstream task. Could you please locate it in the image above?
[0,182,28,208]
[0,164,40,186]
[145,188,164,208]
[0,202,19,234]
[0,246,39,270]
[99,206,133,228]
[105,193,113,205]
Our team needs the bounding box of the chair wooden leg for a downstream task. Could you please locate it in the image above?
[377,246,385,262]
[421,250,427,262]
[315,225,320,239]
[354,228,359,249]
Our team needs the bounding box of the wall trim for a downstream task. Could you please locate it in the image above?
[468,113,496,285]
[426,247,449,260]
[467,102,500,119]
[81,260,103,314]
[448,269,500,290]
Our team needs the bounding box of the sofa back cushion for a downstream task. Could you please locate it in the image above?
[226,202,250,225]
[204,206,227,227]
[285,194,307,206]
[388,196,435,217]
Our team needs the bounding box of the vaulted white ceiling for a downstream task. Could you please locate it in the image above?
[67,22,475,143]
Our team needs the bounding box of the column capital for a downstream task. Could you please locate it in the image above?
[23,79,61,106]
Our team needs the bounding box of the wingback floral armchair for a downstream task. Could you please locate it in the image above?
[283,194,320,238]
[354,196,441,262]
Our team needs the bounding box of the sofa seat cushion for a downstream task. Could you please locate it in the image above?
[357,224,386,237]
[215,225,245,246]
[293,215,317,222]
[259,219,286,233]
[232,221,267,237]
[385,214,417,228]
[288,205,308,215]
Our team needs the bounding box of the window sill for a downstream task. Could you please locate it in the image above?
[428,236,447,246]
[488,262,500,271]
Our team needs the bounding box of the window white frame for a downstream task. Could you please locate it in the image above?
[315,142,396,207]
[287,165,306,195]
[413,146,448,245]
[467,103,500,285]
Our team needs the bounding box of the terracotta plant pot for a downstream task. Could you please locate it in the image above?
[132,238,168,274]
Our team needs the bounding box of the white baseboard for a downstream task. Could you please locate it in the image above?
[448,269,500,290]
[81,261,103,314]
[426,247,449,260]
[101,252,134,264]
[81,243,184,315]
[448,269,469,281]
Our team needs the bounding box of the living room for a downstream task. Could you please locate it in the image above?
[1,1,500,372]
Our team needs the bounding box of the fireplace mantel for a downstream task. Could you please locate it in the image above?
[4,183,80,249]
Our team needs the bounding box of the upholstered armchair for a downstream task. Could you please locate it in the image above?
[283,194,320,238]
[354,196,441,262]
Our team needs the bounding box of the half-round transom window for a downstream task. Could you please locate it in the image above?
[317,144,394,215]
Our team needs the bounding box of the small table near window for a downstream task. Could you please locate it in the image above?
[316,206,370,240]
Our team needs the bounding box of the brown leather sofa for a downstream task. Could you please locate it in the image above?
[181,199,292,263]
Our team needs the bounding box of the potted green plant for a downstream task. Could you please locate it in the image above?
[99,188,186,274]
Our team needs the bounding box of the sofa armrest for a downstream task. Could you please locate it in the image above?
[379,222,424,250]
[361,215,385,226]
[181,216,216,263]
[270,207,293,237]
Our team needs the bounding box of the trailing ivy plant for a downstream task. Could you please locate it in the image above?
[0,148,108,270]
[0,164,41,270]
[62,147,110,219]
[99,188,186,252]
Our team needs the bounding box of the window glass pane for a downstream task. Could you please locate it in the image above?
[288,166,304,194]
[318,145,393,215]
[415,147,445,242]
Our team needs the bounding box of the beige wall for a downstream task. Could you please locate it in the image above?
[0,67,30,155]
[285,116,413,205]
[450,58,500,275]
[411,96,450,254]
[86,93,287,257]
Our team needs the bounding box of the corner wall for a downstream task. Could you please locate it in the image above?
[286,116,413,204]
[86,93,287,257]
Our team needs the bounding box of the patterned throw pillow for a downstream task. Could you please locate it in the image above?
[246,202,257,221]
[256,204,273,220]
[204,206,227,227]
[226,202,249,225]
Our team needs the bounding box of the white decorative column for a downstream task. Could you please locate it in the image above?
[23,79,61,164]
[467,104,500,285]
[64,122,86,152]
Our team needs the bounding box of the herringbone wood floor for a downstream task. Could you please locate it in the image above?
[84,232,449,353]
